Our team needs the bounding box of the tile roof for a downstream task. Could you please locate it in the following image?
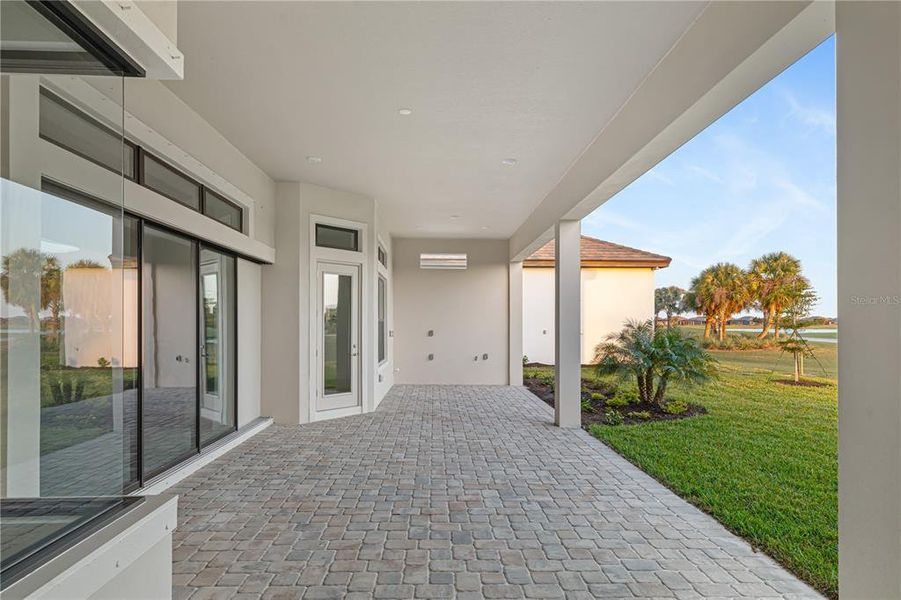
[524,235,671,268]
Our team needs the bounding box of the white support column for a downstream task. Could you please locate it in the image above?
[837,3,901,597]
[555,220,581,428]
[508,261,523,386]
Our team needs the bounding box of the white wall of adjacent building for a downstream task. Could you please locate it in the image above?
[523,266,656,365]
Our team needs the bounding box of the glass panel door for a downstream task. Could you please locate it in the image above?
[317,263,360,412]
[141,225,197,477]
[199,247,236,445]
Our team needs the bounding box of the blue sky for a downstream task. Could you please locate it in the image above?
[583,36,837,317]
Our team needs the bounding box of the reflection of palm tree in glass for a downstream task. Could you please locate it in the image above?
[0,248,62,334]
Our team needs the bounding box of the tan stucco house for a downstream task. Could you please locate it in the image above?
[523,235,671,364]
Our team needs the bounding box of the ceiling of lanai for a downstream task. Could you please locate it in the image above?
[166,1,709,238]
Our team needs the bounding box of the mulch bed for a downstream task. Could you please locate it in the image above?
[774,379,831,388]
[524,375,706,427]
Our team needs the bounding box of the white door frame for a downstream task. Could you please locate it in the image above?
[199,261,225,422]
[308,214,369,422]
[314,261,361,413]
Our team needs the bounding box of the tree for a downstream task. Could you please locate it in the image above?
[654,286,685,328]
[688,263,750,340]
[0,248,60,333]
[747,252,803,339]
[777,278,819,382]
[595,320,716,407]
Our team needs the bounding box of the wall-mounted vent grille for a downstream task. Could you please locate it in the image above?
[420,253,467,270]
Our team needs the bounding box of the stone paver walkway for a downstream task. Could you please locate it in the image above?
[171,385,823,599]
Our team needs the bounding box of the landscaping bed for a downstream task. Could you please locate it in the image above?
[523,366,707,427]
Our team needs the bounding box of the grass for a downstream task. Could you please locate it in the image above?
[527,347,838,598]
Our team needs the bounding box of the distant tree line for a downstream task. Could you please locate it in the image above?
[655,251,817,340]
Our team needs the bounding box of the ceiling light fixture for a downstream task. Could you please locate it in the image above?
[501,158,517,166]
[450,214,460,219]
[306,156,322,165]
[398,108,413,116]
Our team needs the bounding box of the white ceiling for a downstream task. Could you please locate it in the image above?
[167,1,707,239]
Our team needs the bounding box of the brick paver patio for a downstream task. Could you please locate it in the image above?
[171,385,823,599]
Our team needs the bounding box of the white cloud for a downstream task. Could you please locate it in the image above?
[645,168,675,186]
[784,90,836,135]
[685,164,723,184]
[773,177,829,213]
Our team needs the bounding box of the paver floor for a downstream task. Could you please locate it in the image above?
[171,385,823,599]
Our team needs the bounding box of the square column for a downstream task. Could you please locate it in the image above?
[509,261,524,386]
[837,2,901,597]
[555,220,581,428]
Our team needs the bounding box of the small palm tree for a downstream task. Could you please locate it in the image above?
[595,320,716,407]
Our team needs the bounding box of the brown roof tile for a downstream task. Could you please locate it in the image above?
[524,235,671,268]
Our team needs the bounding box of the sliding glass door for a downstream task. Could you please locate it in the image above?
[139,227,238,480]
[199,247,236,445]
[141,225,198,478]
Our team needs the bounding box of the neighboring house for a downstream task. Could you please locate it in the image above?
[523,236,671,364]
[729,315,761,325]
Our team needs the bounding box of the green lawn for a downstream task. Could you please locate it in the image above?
[529,349,838,598]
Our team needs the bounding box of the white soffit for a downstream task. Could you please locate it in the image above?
[165,1,707,238]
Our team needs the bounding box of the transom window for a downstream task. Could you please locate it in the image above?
[39,87,245,233]
[315,223,359,252]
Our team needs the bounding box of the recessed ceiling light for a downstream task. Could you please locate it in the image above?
[306,156,322,165]
[481,226,489,230]
[501,158,517,166]
[398,108,413,116]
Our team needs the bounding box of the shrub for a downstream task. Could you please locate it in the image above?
[604,410,624,425]
[664,400,689,415]
[522,355,529,365]
[627,410,652,420]
[590,392,604,401]
[607,387,639,407]
[700,334,776,351]
[596,321,716,407]
[580,397,595,413]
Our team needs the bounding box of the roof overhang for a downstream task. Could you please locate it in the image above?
[524,259,671,269]
[509,1,834,260]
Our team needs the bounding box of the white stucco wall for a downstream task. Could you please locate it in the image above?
[523,267,656,364]
[393,239,509,385]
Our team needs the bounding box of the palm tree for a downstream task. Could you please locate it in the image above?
[595,320,715,406]
[688,263,750,340]
[654,286,685,328]
[747,252,802,339]
[0,248,60,333]
[685,275,716,339]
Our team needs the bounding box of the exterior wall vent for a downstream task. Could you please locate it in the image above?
[419,253,467,270]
